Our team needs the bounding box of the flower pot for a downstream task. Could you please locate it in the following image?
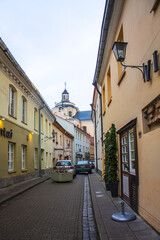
[110,182,118,197]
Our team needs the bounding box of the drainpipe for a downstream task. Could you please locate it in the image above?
[39,103,45,177]
[92,82,103,149]
[91,104,98,172]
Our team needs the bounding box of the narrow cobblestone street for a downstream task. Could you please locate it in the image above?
[0,175,86,240]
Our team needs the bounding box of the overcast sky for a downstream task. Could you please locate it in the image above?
[0,0,105,111]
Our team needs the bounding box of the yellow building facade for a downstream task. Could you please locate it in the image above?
[0,38,55,187]
[92,0,160,233]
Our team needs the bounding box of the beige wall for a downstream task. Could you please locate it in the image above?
[99,0,160,232]
[0,45,54,185]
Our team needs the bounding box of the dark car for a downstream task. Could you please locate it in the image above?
[76,160,92,174]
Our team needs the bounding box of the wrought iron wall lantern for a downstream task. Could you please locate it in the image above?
[44,129,56,142]
[112,41,154,82]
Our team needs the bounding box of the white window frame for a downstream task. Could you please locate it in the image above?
[34,108,37,130]
[128,129,136,175]
[21,145,26,170]
[34,148,38,169]
[9,86,16,117]
[8,143,14,171]
[21,96,27,123]
[46,152,48,168]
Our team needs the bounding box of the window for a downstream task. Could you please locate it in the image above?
[9,85,16,117]
[69,111,72,117]
[34,108,38,130]
[21,96,27,123]
[34,148,38,169]
[49,153,52,168]
[49,123,51,137]
[107,68,112,105]
[116,25,126,84]
[83,126,87,133]
[8,142,15,171]
[121,128,136,175]
[46,152,48,168]
[41,114,43,133]
[21,145,26,170]
[45,119,48,136]
[102,85,106,113]
[60,135,62,145]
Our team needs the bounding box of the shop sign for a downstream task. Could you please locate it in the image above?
[0,128,13,138]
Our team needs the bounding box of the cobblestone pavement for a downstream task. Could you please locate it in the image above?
[0,174,85,240]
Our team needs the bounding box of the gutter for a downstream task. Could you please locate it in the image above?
[90,104,98,172]
[93,0,115,85]
[92,82,103,149]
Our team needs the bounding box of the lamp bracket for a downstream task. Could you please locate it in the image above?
[121,62,143,75]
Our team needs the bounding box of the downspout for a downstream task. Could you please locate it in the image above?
[92,106,98,172]
[39,103,45,177]
[92,82,103,149]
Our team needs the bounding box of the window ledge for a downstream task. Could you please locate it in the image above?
[8,170,16,174]
[21,121,27,125]
[117,70,126,86]
[21,169,28,172]
[8,114,17,120]
[108,97,112,107]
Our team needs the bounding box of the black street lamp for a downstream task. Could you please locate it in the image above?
[112,41,128,62]
[112,41,149,81]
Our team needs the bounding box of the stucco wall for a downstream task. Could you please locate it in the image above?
[100,0,160,232]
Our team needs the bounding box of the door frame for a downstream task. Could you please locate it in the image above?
[117,118,139,212]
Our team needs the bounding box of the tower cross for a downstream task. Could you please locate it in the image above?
[64,81,67,89]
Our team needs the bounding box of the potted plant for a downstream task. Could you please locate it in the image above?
[104,131,111,190]
[104,124,119,197]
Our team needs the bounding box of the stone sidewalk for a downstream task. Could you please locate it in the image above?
[88,171,160,240]
[0,175,49,205]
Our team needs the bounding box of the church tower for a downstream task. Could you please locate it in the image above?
[62,84,69,102]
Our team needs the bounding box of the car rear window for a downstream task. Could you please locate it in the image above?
[56,161,71,166]
[77,161,88,165]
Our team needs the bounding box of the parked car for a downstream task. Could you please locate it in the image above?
[89,161,95,169]
[52,160,76,182]
[76,160,92,174]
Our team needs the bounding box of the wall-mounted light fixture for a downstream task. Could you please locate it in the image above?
[112,41,151,82]
[0,116,5,120]
[27,132,34,141]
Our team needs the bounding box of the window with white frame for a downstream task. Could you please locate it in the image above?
[45,119,48,136]
[34,148,38,169]
[21,145,26,170]
[21,96,27,123]
[46,152,48,168]
[34,108,38,130]
[49,153,52,168]
[8,142,15,171]
[9,85,16,117]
